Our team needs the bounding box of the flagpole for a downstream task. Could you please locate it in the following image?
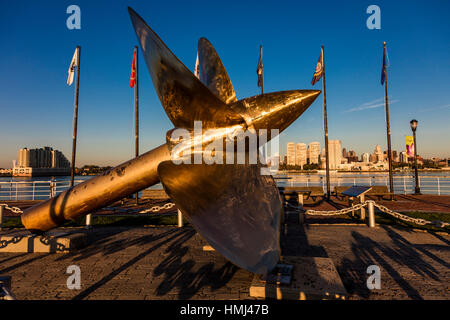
[259,45,266,162]
[383,41,394,200]
[70,45,81,188]
[321,45,331,200]
[260,45,264,95]
[135,46,140,205]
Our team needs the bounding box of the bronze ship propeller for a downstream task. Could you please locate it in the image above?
[20,7,321,274]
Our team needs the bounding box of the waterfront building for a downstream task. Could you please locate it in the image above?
[392,150,399,162]
[362,153,370,163]
[286,142,295,166]
[308,142,321,164]
[400,151,408,163]
[374,145,384,162]
[328,140,342,169]
[295,143,307,168]
[13,147,70,176]
[345,150,358,163]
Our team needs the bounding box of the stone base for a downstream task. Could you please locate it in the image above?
[250,256,347,300]
[0,229,89,253]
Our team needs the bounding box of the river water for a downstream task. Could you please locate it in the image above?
[1,171,449,200]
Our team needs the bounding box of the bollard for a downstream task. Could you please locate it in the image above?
[297,193,304,208]
[85,213,92,229]
[0,204,5,231]
[297,193,305,224]
[360,194,366,221]
[368,201,376,228]
[349,197,354,217]
[177,209,183,228]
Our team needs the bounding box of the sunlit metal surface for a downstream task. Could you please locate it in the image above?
[129,9,244,129]
[231,90,320,140]
[158,162,281,274]
[21,7,321,275]
[21,144,170,232]
[198,37,237,104]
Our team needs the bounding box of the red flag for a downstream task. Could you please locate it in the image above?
[130,51,136,88]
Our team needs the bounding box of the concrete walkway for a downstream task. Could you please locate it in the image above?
[1,222,448,300]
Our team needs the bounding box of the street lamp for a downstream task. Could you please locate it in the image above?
[410,119,421,195]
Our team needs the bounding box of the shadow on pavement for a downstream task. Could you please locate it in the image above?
[71,227,195,300]
[338,226,448,299]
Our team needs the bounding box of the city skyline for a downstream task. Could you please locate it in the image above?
[281,139,445,172]
[282,139,428,161]
[1,1,449,168]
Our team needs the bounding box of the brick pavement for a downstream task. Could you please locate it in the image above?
[0,221,448,300]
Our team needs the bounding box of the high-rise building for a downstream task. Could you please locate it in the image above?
[345,150,358,163]
[374,145,384,162]
[286,142,296,166]
[308,142,320,164]
[17,148,30,167]
[295,143,307,168]
[392,150,398,161]
[328,140,342,169]
[13,147,70,176]
[400,151,408,163]
[362,153,370,163]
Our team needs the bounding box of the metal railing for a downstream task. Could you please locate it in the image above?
[1,174,449,201]
[0,180,84,200]
[276,174,450,196]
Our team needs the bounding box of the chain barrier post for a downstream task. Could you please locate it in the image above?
[85,213,92,229]
[360,193,366,221]
[368,201,376,228]
[177,209,183,228]
[297,193,305,224]
[348,197,354,217]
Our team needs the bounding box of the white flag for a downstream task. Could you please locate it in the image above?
[194,51,200,79]
[67,48,78,85]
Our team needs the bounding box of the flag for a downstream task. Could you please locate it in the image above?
[311,47,323,85]
[381,45,388,85]
[257,46,263,88]
[194,51,200,79]
[406,136,414,157]
[130,50,136,88]
[67,48,78,86]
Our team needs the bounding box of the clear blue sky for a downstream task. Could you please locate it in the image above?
[1,0,449,168]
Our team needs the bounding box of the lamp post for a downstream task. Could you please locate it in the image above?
[410,119,421,195]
